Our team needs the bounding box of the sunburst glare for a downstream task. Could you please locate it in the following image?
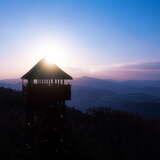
[34,37,71,67]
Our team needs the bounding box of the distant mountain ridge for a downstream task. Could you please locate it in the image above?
[0,79,21,90]
[0,77,160,118]
[1,76,160,90]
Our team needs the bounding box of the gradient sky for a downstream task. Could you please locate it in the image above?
[0,0,160,79]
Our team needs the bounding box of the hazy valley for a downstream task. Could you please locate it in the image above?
[1,77,160,118]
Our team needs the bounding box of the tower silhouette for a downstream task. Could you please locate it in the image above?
[21,58,72,157]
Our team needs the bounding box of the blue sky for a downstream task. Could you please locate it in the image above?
[0,0,160,79]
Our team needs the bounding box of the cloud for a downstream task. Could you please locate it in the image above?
[63,61,160,80]
[117,62,160,71]
[91,61,160,80]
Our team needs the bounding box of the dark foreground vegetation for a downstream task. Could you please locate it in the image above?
[0,87,160,160]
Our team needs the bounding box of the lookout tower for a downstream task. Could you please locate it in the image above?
[21,58,73,155]
[21,58,72,106]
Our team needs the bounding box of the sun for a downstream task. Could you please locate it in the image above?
[44,53,63,65]
[43,46,69,66]
[45,52,66,66]
[35,38,71,67]
[45,56,55,64]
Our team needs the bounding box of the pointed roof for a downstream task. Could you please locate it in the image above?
[21,58,72,80]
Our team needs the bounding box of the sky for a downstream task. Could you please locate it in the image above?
[0,0,160,80]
